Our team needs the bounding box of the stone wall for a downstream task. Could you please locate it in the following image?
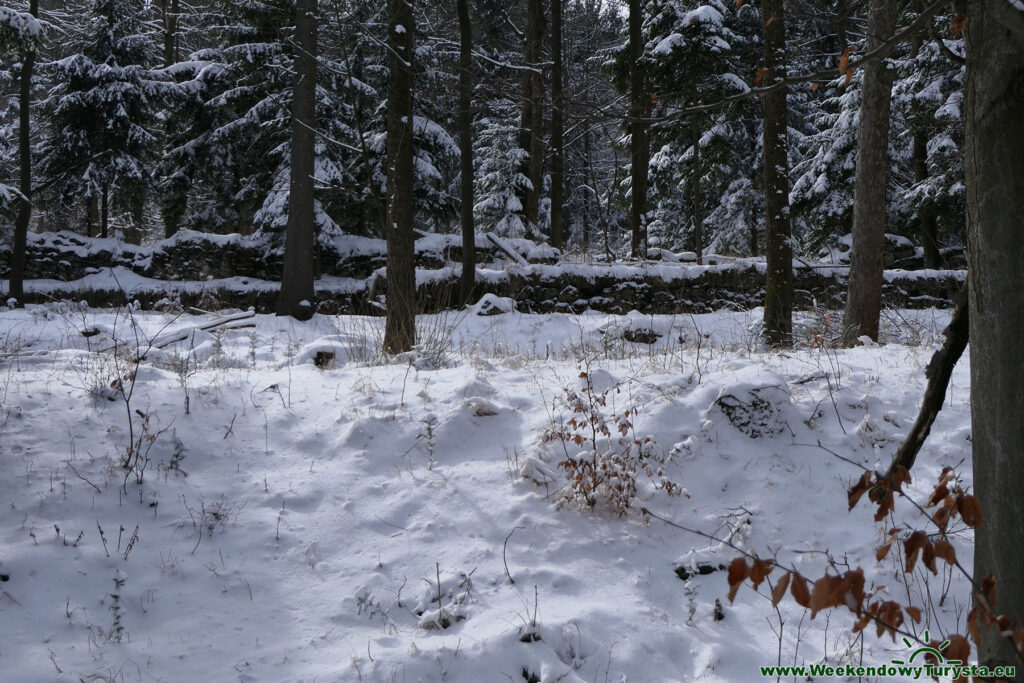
[0,230,965,315]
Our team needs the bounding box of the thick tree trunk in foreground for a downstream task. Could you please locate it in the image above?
[628,0,649,258]
[278,0,318,320]
[841,0,897,346]
[457,0,475,306]
[383,0,417,353]
[965,3,1024,675]
[761,0,792,346]
[10,0,38,306]
[549,0,564,250]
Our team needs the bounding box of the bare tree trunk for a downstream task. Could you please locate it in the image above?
[9,0,38,306]
[101,186,109,238]
[549,0,564,250]
[383,0,417,353]
[518,0,545,232]
[841,0,897,346]
[913,130,939,268]
[836,0,848,56]
[628,0,648,258]
[690,126,703,265]
[965,3,1024,675]
[909,19,939,269]
[761,0,792,346]
[278,0,318,320]
[159,0,179,68]
[457,0,475,306]
[86,196,98,238]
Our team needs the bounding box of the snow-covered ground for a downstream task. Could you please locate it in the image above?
[0,303,973,682]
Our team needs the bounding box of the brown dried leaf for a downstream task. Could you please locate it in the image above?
[790,573,810,608]
[950,14,968,36]
[726,558,749,604]
[927,484,949,507]
[754,66,769,88]
[957,494,983,528]
[933,504,951,533]
[893,465,912,488]
[809,574,843,618]
[933,538,956,566]
[809,81,819,91]
[765,16,775,27]
[904,605,922,623]
[772,572,791,607]
[834,569,866,613]
[874,491,894,522]
[735,0,744,7]
[967,607,983,646]
[979,574,998,610]
[922,540,938,575]
[875,601,904,641]
[876,534,898,562]
[838,46,852,74]
[904,530,929,574]
[944,634,970,666]
[749,558,774,590]
[848,471,873,510]
[853,610,872,633]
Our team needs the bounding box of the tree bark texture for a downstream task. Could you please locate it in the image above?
[159,0,179,68]
[690,126,703,265]
[518,0,545,232]
[913,130,939,268]
[383,0,417,353]
[628,0,649,258]
[549,0,564,250]
[457,0,475,306]
[278,0,318,320]
[10,0,38,306]
[965,3,1024,676]
[761,0,792,346]
[841,0,897,346]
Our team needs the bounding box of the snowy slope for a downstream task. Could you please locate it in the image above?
[0,305,973,682]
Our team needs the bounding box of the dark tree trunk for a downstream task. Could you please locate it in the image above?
[549,0,564,250]
[628,0,649,258]
[159,0,179,68]
[101,186,109,238]
[383,0,417,353]
[86,197,98,238]
[965,4,1024,675]
[913,130,939,268]
[761,0,792,346]
[159,0,181,239]
[836,0,848,56]
[518,0,545,232]
[278,0,318,320]
[9,0,38,306]
[690,126,703,265]
[841,0,897,346]
[457,0,475,306]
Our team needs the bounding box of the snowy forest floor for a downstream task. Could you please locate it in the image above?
[0,303,973,682]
